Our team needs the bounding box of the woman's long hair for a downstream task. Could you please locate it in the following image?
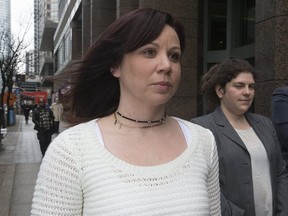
[57,8,185,125]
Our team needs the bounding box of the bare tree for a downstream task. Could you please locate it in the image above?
[0,20,31,130]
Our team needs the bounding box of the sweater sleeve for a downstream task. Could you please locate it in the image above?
[31,133,83,215]
[207,135,221,215]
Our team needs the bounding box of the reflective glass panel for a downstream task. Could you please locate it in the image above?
[208,0,227,50]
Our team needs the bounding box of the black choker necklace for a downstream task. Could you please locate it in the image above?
[116,111,166,124]
[113,113,165,129]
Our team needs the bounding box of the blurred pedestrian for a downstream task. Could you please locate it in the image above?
[32,97,54,156]
[31,8,221,215]
[21,101,31,124]
[191,58,288,216]
[50,97,63,134]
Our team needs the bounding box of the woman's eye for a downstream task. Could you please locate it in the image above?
[234,84,243,89]
[144,49,156,57]
[169,52,181,62]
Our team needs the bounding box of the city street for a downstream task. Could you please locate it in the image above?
[0,115,67,216]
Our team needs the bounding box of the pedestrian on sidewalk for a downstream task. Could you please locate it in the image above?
[32,97,54,156]
[50,97,63,134]
[31,8,221,215]
[21,100,32,124]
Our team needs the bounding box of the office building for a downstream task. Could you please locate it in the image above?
[0,0,11,58]
[34,0,58,99]
[38,0,288,118]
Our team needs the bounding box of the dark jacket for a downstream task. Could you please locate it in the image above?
[191,106,288,216]
[32,105,54,131]
[272,86,288,164]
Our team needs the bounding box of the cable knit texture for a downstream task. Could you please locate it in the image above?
[31,118,221,215]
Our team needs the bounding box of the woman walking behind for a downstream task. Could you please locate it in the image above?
[192,58,288,216]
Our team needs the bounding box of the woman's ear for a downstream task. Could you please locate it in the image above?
[215,84,224,99]
[110,67,120,78]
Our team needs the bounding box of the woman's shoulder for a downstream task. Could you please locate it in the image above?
[173,117,217,163]
[43,119,101,166]
[61,119,97,135]
[190,112,215,126]
[49,119,98,150]
[67,119,97,130]
[173,117,215,141]
[246,112,272,125]
[176,117,210,129]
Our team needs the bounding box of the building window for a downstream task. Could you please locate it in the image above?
[233,0,255,47]
[57,42,64,67]
[64,29,72,60]
[208,0,227,50]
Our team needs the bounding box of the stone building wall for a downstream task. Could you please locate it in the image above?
[255,0,288,117]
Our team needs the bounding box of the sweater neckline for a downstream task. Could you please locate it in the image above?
[88,118,199,177]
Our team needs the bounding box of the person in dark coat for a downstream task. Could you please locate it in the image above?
[21,101,31,124]
[191,58,288,216]
[32,98,54,156]
[272,85,288,169]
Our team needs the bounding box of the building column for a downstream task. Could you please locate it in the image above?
[255,0,288,117]
[139,0,199,120]
[90,0,116,43]
[82,0,91,54]
[71,20,82,60]
[116,0,139,18]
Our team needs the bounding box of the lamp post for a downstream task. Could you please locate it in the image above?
[0,106,3,146]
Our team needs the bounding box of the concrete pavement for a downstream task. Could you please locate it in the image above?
[0,115,67,216]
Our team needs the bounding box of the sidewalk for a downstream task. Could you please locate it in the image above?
[0,115,67,216]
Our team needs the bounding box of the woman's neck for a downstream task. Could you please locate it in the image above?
[221,106,250,130]
[117,102,166,120]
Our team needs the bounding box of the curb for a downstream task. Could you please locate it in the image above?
[0,164,16,216]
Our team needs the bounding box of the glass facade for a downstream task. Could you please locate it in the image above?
[58,0,68,21]
[208,0,227,50]
[55,28,72,73]
[233,0,255,47]
[35,0,58,76]
[46,0,58,22]
[54,0,81,75]
[0,0,11,31]
[0,0,11,58]
[207,0,255,51]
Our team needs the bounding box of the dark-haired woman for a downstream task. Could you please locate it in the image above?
[31,8,221,215]
[192,58,288,216]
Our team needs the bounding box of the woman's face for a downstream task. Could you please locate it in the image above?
[216,72,255,116]
[112,25,182,107]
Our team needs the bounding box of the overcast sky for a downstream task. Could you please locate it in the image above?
[11,0,34,50]
[10,0,34,73]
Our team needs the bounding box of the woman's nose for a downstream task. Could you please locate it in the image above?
[243,86,252,94]
[157,55,171,73]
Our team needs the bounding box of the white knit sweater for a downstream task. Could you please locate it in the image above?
[31,118,221,216]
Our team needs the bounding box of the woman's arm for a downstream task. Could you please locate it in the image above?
[31,135,83,215]
[207,137,221,215]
